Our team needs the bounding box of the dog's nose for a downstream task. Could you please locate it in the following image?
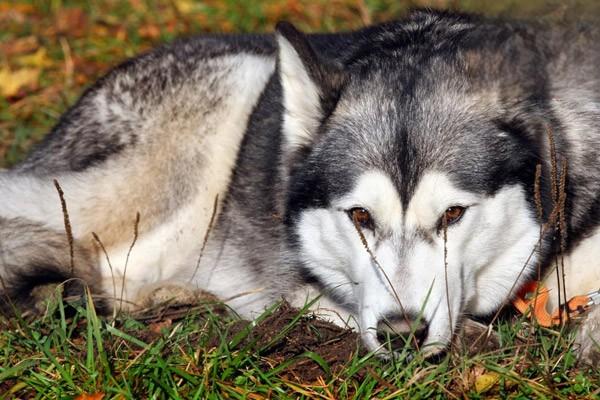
[376,314,429,351]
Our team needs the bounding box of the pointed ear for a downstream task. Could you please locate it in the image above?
[276,22,346,154]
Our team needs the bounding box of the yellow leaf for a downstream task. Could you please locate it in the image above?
[174,0,195,14]
[16,48,53,68]
[474,372,500,394]
[0,67,40,98]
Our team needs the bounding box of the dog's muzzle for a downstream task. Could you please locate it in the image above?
[376,313,429,352]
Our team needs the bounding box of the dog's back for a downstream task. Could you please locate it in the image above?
[0,35,278,311]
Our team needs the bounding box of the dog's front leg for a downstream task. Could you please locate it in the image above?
[575,306,600,365]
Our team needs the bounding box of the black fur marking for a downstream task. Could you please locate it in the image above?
[0,264,105,316]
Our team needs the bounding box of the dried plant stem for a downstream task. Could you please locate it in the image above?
[119,212,140,314]
[442,218,453,339]
[558,161,569,323]
[92,232,118,320]
[546,126,569,324]
[53,179,75,275]
[190,194,219,284]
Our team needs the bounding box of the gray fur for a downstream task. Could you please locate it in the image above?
[0,217,99,312]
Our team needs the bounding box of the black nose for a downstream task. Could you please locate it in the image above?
[376,314,429,351]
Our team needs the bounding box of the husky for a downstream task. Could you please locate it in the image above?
[2,10,600,361]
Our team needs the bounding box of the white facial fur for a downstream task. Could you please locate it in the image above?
[295,169,540,355]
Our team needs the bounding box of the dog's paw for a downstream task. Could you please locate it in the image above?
[574,306,600,366]
[135,282,219,309]
[454,318,501,356]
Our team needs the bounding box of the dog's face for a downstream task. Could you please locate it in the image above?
[277,23,541,355]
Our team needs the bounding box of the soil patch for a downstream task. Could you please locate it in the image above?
[243,302,362,382]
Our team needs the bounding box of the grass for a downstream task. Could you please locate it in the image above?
[2,290,599,399]
[2,0,600,398]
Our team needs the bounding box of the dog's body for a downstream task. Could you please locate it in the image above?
[2,10,600,357]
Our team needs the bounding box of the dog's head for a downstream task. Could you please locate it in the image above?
[278,16,546,356]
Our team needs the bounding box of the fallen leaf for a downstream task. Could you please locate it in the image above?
[55,7,87,36]
[0,67,40,98]
[474,372,500,394]
[174,0,196,14]
[16,48,53,68]
[116,26,127,42]
[149,318,172,334]
[128,0,147,12]
[0,36,39,56]
[0,2,35,14]
[74,393,105,400]
[139,24,161,39]
[72,56,108,81]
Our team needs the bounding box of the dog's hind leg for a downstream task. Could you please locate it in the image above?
[0,216,102,314]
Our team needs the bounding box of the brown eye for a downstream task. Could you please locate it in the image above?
[348,207,374,230]
[442,206,466,226]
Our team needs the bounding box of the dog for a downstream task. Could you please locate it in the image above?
[2,9,600,361]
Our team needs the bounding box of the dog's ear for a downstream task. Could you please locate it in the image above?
[276,22,346,154]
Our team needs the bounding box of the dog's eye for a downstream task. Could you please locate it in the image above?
[441,206,466,227]
[347,207,374,230]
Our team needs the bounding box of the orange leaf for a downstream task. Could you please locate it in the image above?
[74,393,105,400]
[139,24,160,39]
[55,7,88,36]
[0,36,39,56]
[0,2,35,14]
[149,319,172,334]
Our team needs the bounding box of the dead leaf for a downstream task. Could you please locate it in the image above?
[474,372,500,394]
[149,319,173,334]
[74,393,105,400]
[0,67,40,98]
[139,24,161,39]
[72,56,108,83]
[116,26,127,42]
[0,2,34,14]
[0,36,39,57]
[55,7,87,36]
[16,48,53,68]
[174,0,196,14]
[128,0,147,12]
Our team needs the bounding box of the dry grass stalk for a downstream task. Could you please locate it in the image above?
[53,179,75,275]
[442,216,454,344]
[190,194,219,283]
[92,232,118,320]
[119,212,140,314]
